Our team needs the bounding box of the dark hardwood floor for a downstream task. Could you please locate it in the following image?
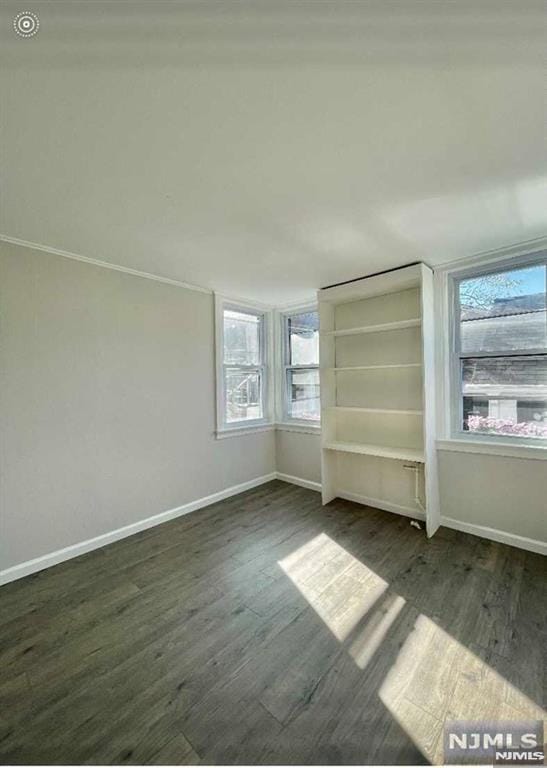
[1,480,545,765]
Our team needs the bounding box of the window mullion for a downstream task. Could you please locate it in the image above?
[286,364,319,370]
[458,349,547,360]
[224,364,262,371]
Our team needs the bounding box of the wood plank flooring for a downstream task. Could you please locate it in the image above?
[0,480,545,764]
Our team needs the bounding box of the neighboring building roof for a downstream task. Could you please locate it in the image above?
[461,292,546,320]
[461,309,547,353]
[463,383,547,399]
[461,292,547,401]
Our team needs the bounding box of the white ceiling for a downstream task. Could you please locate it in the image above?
[1,0,546,304]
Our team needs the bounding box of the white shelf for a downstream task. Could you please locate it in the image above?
[318,264,439,536]
[329,363,422,372]
[323,318,421,337]
[324,441,424,463]
[327,406,424,416]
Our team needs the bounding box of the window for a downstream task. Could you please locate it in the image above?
[452,256,547,442]
[282,309,320,422]
[216,298,272,433]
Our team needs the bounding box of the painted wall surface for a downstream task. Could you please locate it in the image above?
[275,430,321,485]
[437,450,546,543]
[0,242,275,570]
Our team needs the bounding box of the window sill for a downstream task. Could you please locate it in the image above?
[275,421,321,435]
[436,438,547,461]
[216,424,275,439]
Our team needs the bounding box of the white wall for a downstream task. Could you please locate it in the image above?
[0,242,275,571]
[437,450,546,543]
[275,430,321,486]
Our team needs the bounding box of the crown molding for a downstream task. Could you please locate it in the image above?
[434,235,547,273]
[276,298,318,313]
[7,232,544,310]
[0,234,305,309]
[0,234,213,295]
[214,291,276,312]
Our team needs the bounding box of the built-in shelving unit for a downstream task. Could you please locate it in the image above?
[318,263,440,536]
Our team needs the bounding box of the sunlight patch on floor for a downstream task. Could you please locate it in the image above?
[379,613,546,764]
[278,532,387,641]
[279,533,545,766]
[348,592,406,669]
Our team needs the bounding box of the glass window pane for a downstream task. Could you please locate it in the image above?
[288,312,319,366]
[462,356,547,439]
[225,369,262,423]
[288,368,320,421]
[223,310,261,365]
[459,263,546,353]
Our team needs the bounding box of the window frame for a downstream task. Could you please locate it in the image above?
[215,295,274,437]
[446,249,547,449]
[277,304,321,429]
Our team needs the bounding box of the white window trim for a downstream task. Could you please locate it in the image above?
[435,244,547,459]
[215,294,274,437]
[274,421,321,435]
[275,303,321,431]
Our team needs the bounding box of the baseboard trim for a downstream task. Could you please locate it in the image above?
[0,472,277,586]
[276,477,545,555]
[275,472,322,493]
[440,516,547,556]
[337,490,426,521]
[274,475,426,521]
[2,473,543,586]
